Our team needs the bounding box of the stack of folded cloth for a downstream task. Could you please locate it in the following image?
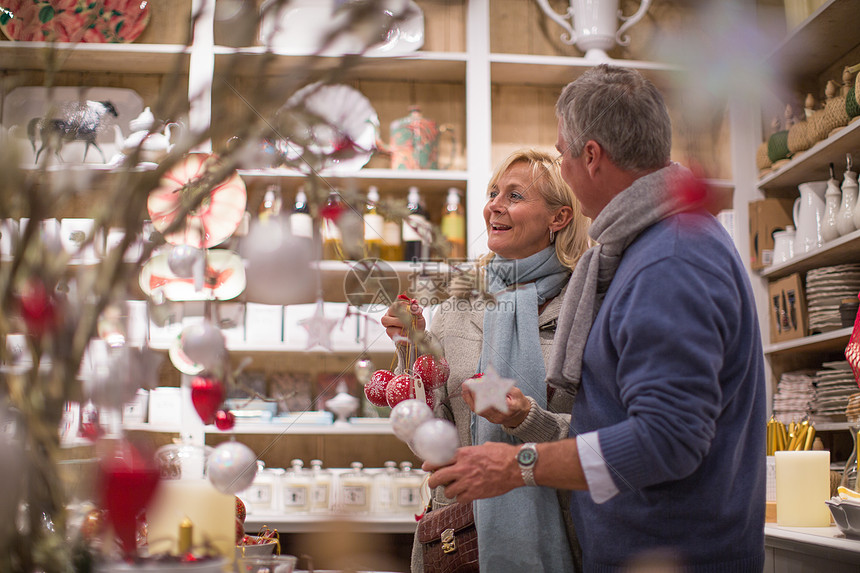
[773,370,816,424]
[811,361,857,423]
[806,264,860,334]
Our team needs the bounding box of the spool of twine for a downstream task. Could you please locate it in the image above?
[847,86,860,118]
[821,95,850,136]
[767,130,791,164]
[756,141,772,170]
[787,120,812,153]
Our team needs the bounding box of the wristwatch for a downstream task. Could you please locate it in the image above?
[517,442,539,486]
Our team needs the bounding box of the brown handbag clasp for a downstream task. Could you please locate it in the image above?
[441,527,457,554]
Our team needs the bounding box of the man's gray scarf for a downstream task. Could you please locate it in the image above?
[546,162,695,395]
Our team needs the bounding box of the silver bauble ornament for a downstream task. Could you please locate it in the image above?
[240,216,315,305]
[207,441,257,494]
[412,419,458,465]
[354,356,374,385]
[389,399,434,443]
[167,244,205,278]
[180,321,227,371]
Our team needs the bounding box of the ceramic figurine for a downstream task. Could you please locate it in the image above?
[822,163,841,242]
[837,155,858,236]
[114,107,178,164]
[387,106,454,170]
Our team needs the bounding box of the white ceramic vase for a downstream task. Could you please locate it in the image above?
[793,181,827,254]
[534,0,652,60]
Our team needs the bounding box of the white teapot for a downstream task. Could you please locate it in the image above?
[114,107,178,163]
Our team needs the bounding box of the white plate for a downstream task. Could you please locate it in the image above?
[139,250,246,301]
[277,83,379,176]
[259,0,423,57]
[3,86,143,165]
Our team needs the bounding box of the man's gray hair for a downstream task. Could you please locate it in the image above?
[556,64,672,172]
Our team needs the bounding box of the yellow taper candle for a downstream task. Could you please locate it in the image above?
[775,450,831,527]
[146,478,235,560]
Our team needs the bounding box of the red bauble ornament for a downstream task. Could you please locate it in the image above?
[191,376,225,425]
[214,409,235,431]
[79,404,104,441]
[424,388,436,410]
[19,279,59,337]
[235,517,245,544]
[99,442,161,557]
[235,496,246,523]
[413,354,450,390]
[386,373,415,407]
[365,369,395,407]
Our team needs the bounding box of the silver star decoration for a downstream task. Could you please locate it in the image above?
[464,364,515,414]
[299,299,340,351]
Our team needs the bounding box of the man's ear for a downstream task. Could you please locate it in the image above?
[583,140,602,177]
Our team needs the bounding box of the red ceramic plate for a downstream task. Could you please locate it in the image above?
[147,154,248,248]
[0,0,151,43]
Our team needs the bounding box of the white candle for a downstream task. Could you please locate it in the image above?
[775,450,831,527]
[146,478,235,561]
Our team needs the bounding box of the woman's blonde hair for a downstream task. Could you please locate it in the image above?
[483,148,590,270]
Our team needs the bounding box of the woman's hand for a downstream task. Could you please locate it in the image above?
[380,297,426,344]
[462,385,531,428]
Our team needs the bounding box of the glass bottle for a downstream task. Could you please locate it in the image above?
[372,460,398,515]
[281,458,312,514]
[381,210,404,262]
[322,191,345,260]
[441,187,466,260]
[338,461,372,514]
[403,186,430,262]
[364,186,384,259]
[290,187,314,240]
[309,459,332,514]
[259,184,283,223]
[837,154,857,236]
[392,461,425,516]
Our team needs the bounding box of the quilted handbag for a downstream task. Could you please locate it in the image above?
[416,501,479,573]
[846,293,860,388]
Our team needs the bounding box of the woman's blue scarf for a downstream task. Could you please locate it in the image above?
[473,246,574,572]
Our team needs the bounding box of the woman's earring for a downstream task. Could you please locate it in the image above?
[549,228,555,243]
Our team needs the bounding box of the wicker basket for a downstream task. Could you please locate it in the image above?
[756,141,772,171]
[787,120,812,153]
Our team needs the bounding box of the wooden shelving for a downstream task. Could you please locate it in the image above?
[761,230,860,279]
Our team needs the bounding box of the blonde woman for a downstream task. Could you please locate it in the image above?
[381,148,590,572]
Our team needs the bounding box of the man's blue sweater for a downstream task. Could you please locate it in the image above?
[569,210,766,572]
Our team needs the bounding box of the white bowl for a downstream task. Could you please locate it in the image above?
[826,497,860,537]
[236,555,297,573]
[235,536,278,559]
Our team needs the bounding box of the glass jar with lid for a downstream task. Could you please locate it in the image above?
[242,460,283,514]
[337,461,372,514]
[392,461,426,516]
[309,459,332,513]
[372,461,398,514]
[281,459,312,514]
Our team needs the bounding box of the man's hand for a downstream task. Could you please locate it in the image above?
[424,442,522,504]
[462,385,531,428]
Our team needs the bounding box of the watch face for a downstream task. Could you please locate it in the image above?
[518,448,537,466]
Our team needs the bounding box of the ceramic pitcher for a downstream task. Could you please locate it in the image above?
[793,181,828,254]
[388,106,455,170]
